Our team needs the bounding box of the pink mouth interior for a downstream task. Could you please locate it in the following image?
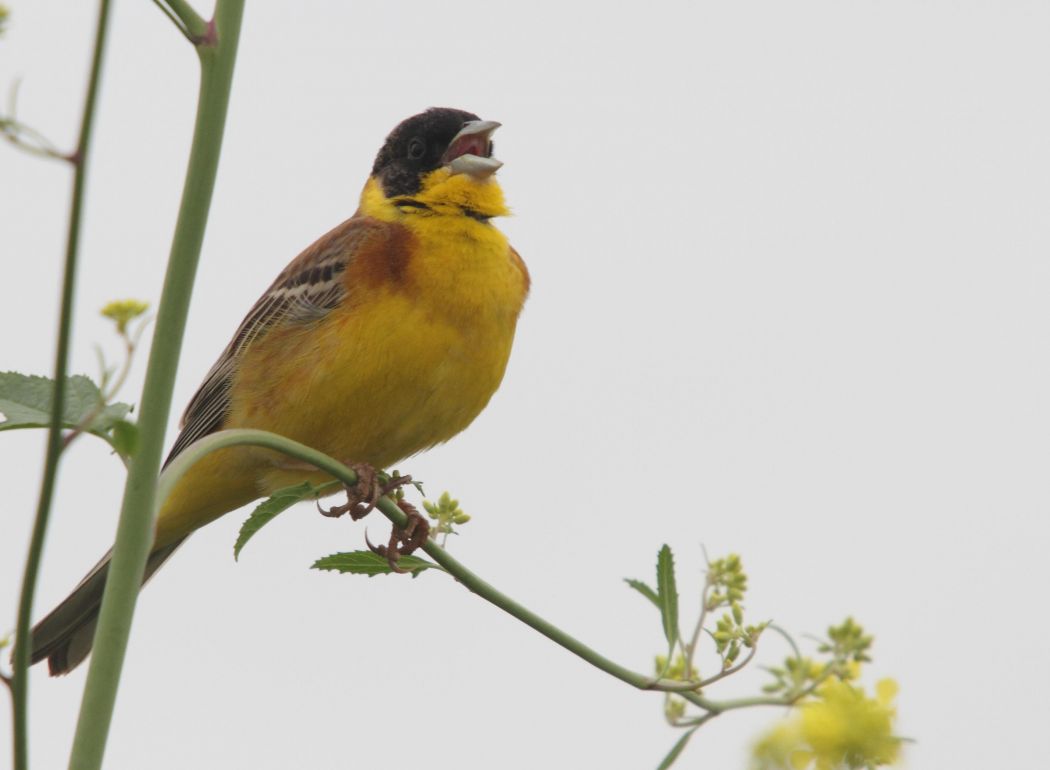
[442,135,491,163]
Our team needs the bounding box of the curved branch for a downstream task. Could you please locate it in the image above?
[153,429,807,717]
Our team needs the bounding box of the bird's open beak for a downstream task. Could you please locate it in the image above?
[442,120,502,179]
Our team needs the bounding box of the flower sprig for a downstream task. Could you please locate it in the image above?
[626,547,900,769]
[422,491,470,546]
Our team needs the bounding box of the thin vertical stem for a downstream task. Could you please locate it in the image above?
[67,3,245,768]
[9,2,113,768]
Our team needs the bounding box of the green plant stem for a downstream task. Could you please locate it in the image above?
[151,0,208,43]
[154,429,808,718]
[68,3,245,768]
[697,643,758,688]
[403,500,688,689]
[9,2,113,768]
[682,575,711,673]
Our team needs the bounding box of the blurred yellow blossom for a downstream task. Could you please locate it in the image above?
[752,676,901,770]
[101,299,149,334]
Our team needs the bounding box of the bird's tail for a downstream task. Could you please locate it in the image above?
[28,538,187,676]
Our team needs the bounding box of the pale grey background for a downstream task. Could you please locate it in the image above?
[2,1,1048,768]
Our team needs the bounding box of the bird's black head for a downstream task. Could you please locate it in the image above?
[372,107,500,198]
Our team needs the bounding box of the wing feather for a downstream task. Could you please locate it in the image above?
[163,216,377,465]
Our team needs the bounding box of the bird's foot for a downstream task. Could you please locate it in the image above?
[318,464,415,521]
[318,462,379,519]
[366,499,431,573]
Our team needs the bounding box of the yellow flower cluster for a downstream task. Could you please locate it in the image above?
[752,677,901,770]
[100,299,149,334]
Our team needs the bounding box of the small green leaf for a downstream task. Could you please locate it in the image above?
[234,482,319,560]
[656,544,680,650]
[656,727,698,770]
[311,550,437,577]
[0,371,131,435]
[109,419,138,458]
[624,578,660,608]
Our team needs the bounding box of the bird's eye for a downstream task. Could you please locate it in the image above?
[407,138,426,160]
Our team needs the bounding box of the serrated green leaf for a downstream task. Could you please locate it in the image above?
[656,544,680,650]
[655,727,698,770]
[624,578,660,608]
[311,550,437,577]
[0,371,131,435]
[234,482,319,560]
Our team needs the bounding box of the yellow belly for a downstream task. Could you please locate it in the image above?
[234,287,518,470]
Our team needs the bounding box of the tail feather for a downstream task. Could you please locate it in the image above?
[29,538,187,676]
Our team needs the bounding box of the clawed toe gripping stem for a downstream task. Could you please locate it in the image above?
[318,464,428,570]
[365,499,430,573]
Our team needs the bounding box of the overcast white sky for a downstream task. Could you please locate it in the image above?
[2,1,1049,768]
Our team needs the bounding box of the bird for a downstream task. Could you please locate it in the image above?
[28,107,530,676]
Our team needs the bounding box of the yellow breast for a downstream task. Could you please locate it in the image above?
[230,177,528,489]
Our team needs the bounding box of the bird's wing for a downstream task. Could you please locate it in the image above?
[164,216,378,465]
